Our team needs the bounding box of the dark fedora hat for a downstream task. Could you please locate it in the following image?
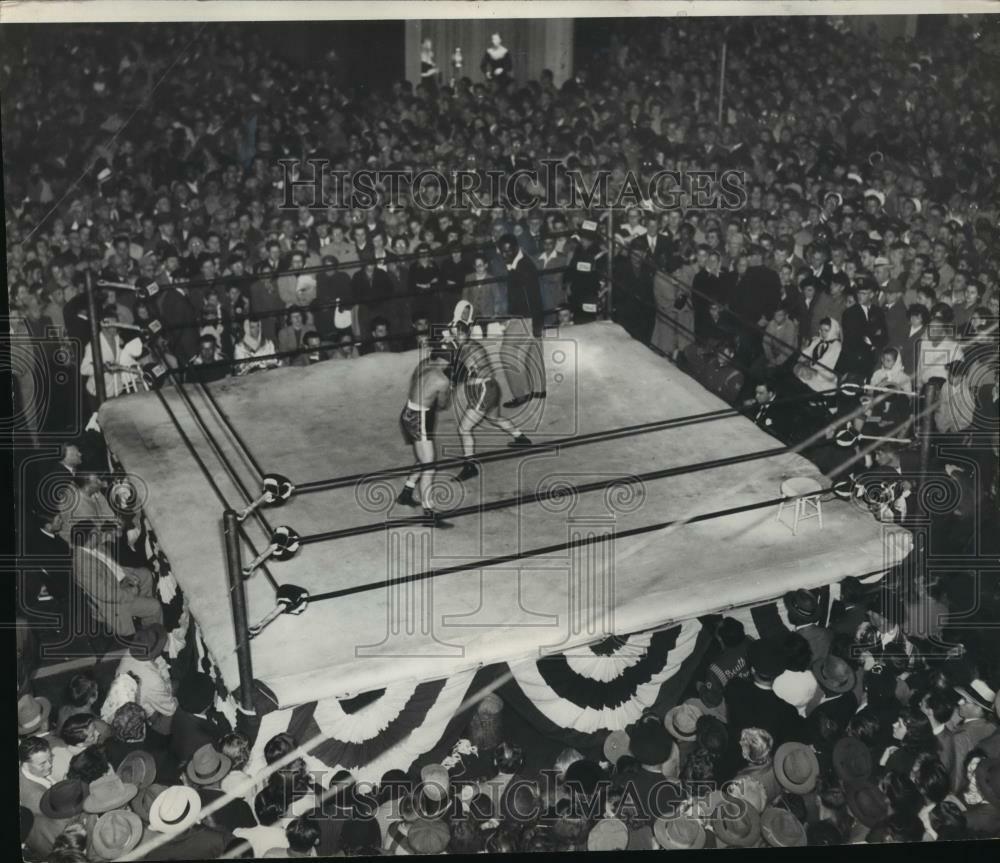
[832,737,872,785]
[186,744,232,786]
[40,779,88,819]
[813,655,857,694]
[844,782,889,828]
[118,750,157,790]
[784,589,820,622]
[627,718,673,766]
[748,638,785,678]
[773,742,820,794]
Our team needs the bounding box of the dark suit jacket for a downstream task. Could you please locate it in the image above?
[169,709,228,767]
[807,691,859,735]
[25,527,72,602]
[638,233,674,275]
[838,303,888,378]
[507,255,545,337]
[157,288,200,365]
[883,300,909,350]
[900,325,924,377]
[138,825,231,861]
[725,678,807,743]
[107,732,179,784]
[198,788,256,832]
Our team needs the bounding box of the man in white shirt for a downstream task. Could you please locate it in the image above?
[116,624,178,733]
[916,310,964,389]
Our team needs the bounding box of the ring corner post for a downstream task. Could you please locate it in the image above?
[223,509,256,714]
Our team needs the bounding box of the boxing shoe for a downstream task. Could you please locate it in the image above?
[508,434,533,448]
[456,461,479,481]
[396,485,419,507]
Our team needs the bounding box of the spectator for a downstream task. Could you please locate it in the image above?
[233,318,280,375]
[70,519,162,638]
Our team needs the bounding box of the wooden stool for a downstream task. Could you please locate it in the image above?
[776,476,824,535]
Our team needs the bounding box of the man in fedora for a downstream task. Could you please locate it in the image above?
[84,773,139,817]
[772,742,820,799]
[654,814,714,850]
[950,680,999,791]
[146,784,232,860]
[664,701,703,764]
[116,624,177,735]
[185,743,255,831]
[620,713,683,817]
[781,589,833,664]
[17,692,53,738]
[806,654,858,732]
[92,809,146,861]
[760,805,807,847]
[710,792,762,848]
[26,779,87,857]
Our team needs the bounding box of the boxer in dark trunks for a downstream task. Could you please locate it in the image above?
[449,321,532,481]
[397,344,455,526]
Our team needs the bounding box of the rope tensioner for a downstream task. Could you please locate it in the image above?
[236,473,295,522]
[242,525,301,578]
[248,583,310,638]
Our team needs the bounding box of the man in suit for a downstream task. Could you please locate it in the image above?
[745,381,797,444]
[169,674,231,767]
[537,234,567,326]
[950,681,999,792]
[71,519,162,638]
[563,222,608,323]
[498,234,546,409]
[782,589,833,663]
[24,508,72,606]
[805,655,859,735]
[185,744,256,832]
[57,471,117,544]
[692,248,727,340]
[156,272,200,365]
[638,211,674,275]
[725,639,807,744]
[882,282,909,350]
[839,280,888,379]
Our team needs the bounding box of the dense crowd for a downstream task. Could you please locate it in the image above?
[10,14,1000,858]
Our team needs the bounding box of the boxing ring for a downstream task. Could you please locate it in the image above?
[99,322,910,717]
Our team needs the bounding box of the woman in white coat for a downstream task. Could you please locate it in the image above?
[794,317,842,394]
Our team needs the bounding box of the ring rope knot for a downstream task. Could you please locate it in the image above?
[248,583,310,638]
[242,525,301,577]
[236,473,296,521]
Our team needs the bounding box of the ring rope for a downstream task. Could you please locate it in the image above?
[295,386,839,496]
[297,445,790,547]
[303,487,843,605]
[151,385,279,592]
